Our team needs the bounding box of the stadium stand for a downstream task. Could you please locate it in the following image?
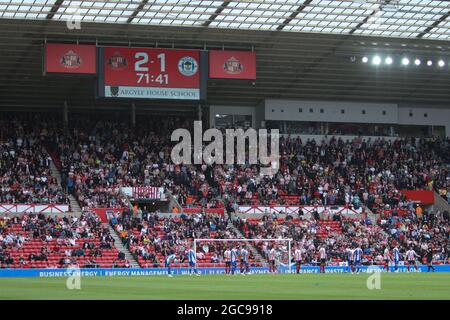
[233,206,449,266]
[0,115,448,269]
[0,212,129,268]
[40,114,450,213]
[110,209,262,268]
[0,116,68,205]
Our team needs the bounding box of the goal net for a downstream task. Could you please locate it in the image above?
[193,238,293,274]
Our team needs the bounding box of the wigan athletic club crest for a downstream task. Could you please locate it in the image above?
[178,56,198,76]
[223,56,243,74]
[107,52,128,70]
[60,50,82,69]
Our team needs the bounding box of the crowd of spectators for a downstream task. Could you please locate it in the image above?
[0,116,68,205]
[0,113,449,269]
[49,115,195,209]
[2,114,448,214]
[228,136,449,211]
[109,208,237,267]
[0,212,129,268]
[232,206,449,266]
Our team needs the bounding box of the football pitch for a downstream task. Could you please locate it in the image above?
[0,273,449,300]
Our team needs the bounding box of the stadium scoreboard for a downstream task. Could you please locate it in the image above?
[44,43,256,102]
[97,47,207,101]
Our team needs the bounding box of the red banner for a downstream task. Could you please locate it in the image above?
[44,43,96,74]
[182,207,225,215]
[101,47,200,100]
[401,190,435,205]
[209,50,256,80]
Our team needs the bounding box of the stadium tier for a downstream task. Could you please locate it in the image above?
[2,115,450,210]
[0,114,449,270]
[0,117,68,205]
[0,212,130,268]
[235,215,448,266]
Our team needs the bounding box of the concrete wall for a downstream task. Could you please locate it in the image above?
[207,100,450,137]
[398,105,450,137]
[264,99,398,124]
[264,99,450,137]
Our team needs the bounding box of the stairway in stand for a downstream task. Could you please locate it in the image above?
[106,223,140,268]
[47,155,83,217]
[226,219,267,266]
[46,148,140,268]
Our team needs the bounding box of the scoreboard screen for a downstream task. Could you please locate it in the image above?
[98,47,205,100]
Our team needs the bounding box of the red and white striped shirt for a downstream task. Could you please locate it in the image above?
[224,249,232,262]
[294,249,302,261]
[383,248,390,260]
[406,249,418,261]
[268,248,276,261]
[319,247,326,259]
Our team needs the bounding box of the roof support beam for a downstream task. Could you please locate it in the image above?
[127,0,149,24]
[276,0,312,31]
[202,0,231,27]
[46,0,64,20]
[417,10,450,38]
[349,0,398,35]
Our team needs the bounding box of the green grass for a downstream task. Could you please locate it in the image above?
[0,273,449,300]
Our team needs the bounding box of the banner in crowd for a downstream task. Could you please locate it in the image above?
[120,187,165,200]
[44,43,96,74]
[237,205,362,215]
[0,265,449,277]
[89,208,125,223]
[182,207,225,215]
[400,190,435,205]
[0,204,70,214]
[209,50,256,80]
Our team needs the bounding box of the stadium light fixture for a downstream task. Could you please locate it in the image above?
[362,56,369,63]
[438,60,445,67]
[372,56,381,65]
[401,57,410,66]
[385,57,393,65]
[427,60,433,66]
[414,59,421,66]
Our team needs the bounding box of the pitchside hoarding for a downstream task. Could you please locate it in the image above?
[1,265,449,277]
[98,47,207,100]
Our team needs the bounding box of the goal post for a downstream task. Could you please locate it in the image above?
[193,238,293,274]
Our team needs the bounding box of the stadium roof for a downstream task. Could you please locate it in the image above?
[1,1,450,111]
[1,0,450,41]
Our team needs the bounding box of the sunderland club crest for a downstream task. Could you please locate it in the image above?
[107,52,128,70]
[60,50,82,69]
[223,56,243,74]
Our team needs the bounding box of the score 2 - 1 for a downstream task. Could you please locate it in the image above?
[135,52,169,85]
